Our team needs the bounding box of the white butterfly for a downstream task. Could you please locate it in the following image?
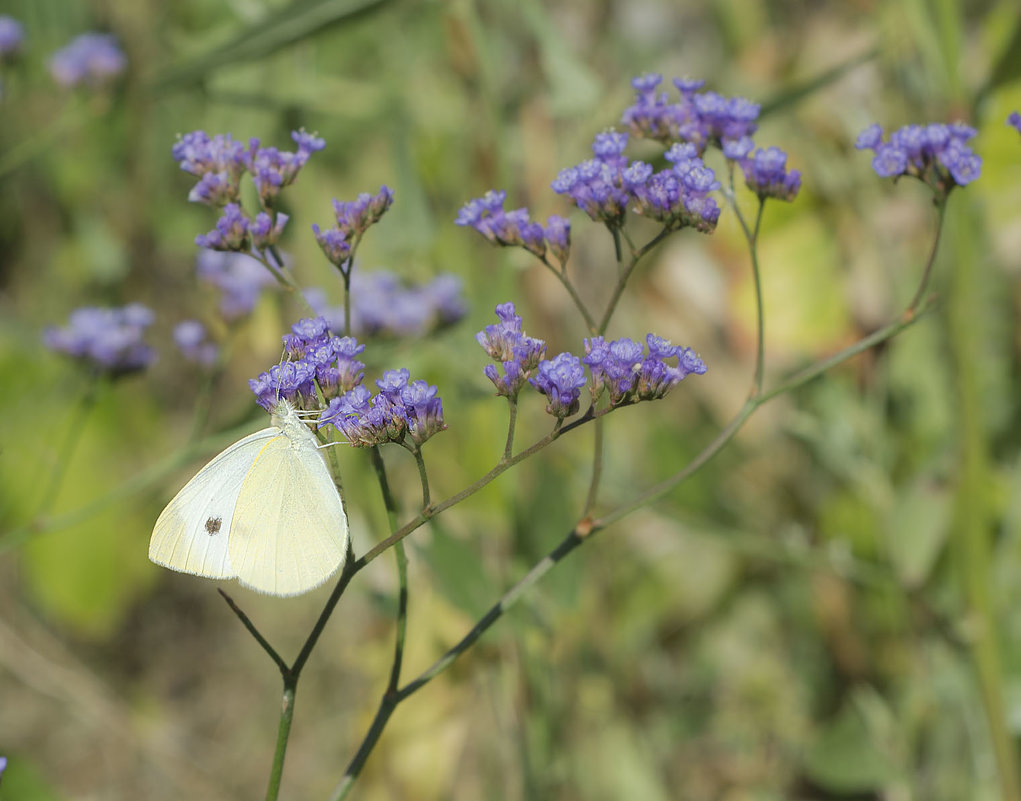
[149,399,348,596]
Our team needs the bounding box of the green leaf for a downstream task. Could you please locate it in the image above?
[803,698,897,793]
[152,0,390,92]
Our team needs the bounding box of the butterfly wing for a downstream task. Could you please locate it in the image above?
[228,427,348,596]
[149,428,277,579]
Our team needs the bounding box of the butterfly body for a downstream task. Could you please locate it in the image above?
[149,400,348,596]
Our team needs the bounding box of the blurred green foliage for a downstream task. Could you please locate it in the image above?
[2,0,1021,799]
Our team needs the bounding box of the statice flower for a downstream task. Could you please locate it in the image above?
[455,190,568,261]
[737,146,802,202]
[173,320,218,366]
[248,361,317,411]
[583,333,706,406]
[305,270,466,339]
[312,186,394,269]
[477,302,546,397]
[529,352,588,418]
[0,16,25,63]
[196,249,280,320]
[318,369,446,447]
[1009,111,1021,136]
[244,130,326,206]
[172,132,248,206]
[195,203,251,251]
[551,133,634,228]
[256,316,367,401]
[621,74,759,154]
[625,144,722,232]
[44,304,156,376]
[49,33,126,89]
[855,121,982,194]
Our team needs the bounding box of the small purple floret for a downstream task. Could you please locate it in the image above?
[44,304,156,376]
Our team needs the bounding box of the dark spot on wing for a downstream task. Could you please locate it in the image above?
[205,516,222,535]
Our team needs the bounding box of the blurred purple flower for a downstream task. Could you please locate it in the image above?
[313,186,393,268]
[49,33,126,89]
[173,320,218,366]
[195,249,279,320]
[738,146,802,202]
[1008,111,1021,136]
[0,16,25,62]
[44,304,156,376]
[195,203,250,251]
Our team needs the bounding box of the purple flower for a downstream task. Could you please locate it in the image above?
[195,203,251,251]
[544,215,571,265]
[251,211,288,249]
[312,185,393,269]
[738,146,802,202]
[529,352,587,418]
[305,270,466,339]
[49,33,126,88]
[248,360,317,411]
[583,333,706,406]
[477,302,547,397]
[283,316,331,357]
[621,75,759,153]
[196,249,279,320]
[455,191,561,257]
[1009,111,1021,135]
[0,16,25,62]
[173,320,218,366]
[318,371,446,447]
[243,130,325,206]
[44,304,156,376]
[856,121,982,195]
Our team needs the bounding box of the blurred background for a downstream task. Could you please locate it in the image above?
[2,0,1021,799]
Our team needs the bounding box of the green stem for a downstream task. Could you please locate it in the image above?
[581,416,604,516]
[540,257,597,333]
[265,682,297,801]
[597,228,672,335]
[944,198,1020,800]
[503,397,518,460]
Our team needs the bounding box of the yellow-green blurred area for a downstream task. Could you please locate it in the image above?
[2,0,1021,798]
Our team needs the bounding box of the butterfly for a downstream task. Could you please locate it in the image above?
[149,399,348,596]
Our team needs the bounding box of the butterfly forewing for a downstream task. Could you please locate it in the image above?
[228,423,348,596]
[149,428,278,579]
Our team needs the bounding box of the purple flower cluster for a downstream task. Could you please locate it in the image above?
[312,186,394,269]
[173,320,218,367]
[553,132,721,232]
[621,74,760,153]
[736,146,802,202]
[529,352,588,418]
[583,334,706,406]
[455,191,572,264]
[305,270,466,339]
[0,16,25,62]
[1009,111,1021,136]
[49,33,126,89]
[248,317,365,410]
[476,304,707,415]
[476,303,547,397]
[196,249,280,320]
[318,368,446,448]
[44,304,155,376]
[855,122,982,192]
[173,129,324,251]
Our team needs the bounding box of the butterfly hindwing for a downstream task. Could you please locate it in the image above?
[228,425,348,596]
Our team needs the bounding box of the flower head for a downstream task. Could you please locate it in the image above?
[248,360,317,411]
[173,320,218,366]
[583,333,706,406]
[1009,111,1021,136]
[196,249,280,320]
[318,370,446,447]
[44,304,156,376]
[477,302,547,397]
[0,16,25,62]
[738,146,802,202]
[195,203,251,251]
[529,352,587,418]
[621,75,759,154]
[855,121,982,196]
[312,186,393,269]
[455,191,562,258]
[304,270,466,339]
[243,130,325,206]
[49,33,126,88]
